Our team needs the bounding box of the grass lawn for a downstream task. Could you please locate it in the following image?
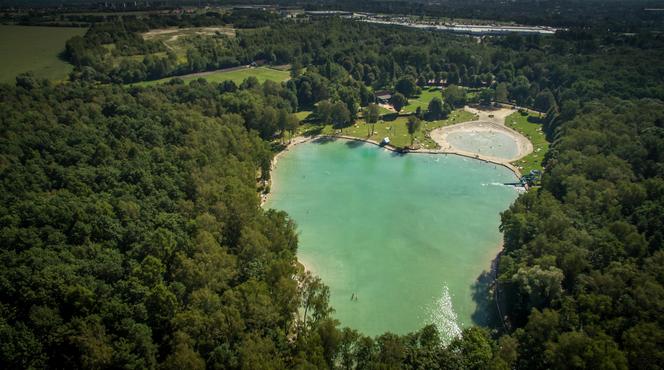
[297,109,477,149]
[0,25,86,83]
[130,66,291,87]
[378,106,394,115]
[295,111,313,121]
[505,111,550,174]
[402,87,442,113]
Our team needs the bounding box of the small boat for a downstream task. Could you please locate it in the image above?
[381,137,390,145]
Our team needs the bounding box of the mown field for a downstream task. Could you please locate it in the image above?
[297,109,477,149]
[0,25,86,83]
[505,111,550,174]
[402,87,442,113]
[131,66,290,87]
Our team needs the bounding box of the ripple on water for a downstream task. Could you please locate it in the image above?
[428,284,462,344]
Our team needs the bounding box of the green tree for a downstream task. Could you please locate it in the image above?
[161,332,205,370]
[290,60,303,79]
[546,331,627,370]
[298,271,332,336]
[495,83,509,102]
[395,77,417,97]
[443,85,466,108]
[622,323,664,370]
[534,89,557,112]
[278,110,300,143]
[389,92,408,113]
[512,265,564,312]
[331,101,351,131]
[406,116,422,146]
[510,75,531,106]
[364,103,380,136]
[314,100,334,124]
[427,97,447,119]
[450,327,494,370]
[479,88,494,106]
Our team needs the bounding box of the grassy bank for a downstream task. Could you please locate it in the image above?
[296,109,476,149]
[402,87,442,113]
[505,111,550,174]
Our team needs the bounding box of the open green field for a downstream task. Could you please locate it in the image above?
[297,109,477,149]
[403,87,442,113]
[505,111,550,174]
[131,66,290,87]
[0,25,86,83]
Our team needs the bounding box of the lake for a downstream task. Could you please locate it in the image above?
[264,138,519,339]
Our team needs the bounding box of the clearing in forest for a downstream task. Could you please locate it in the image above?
[131,65,291,87]
[402,87,443,113]
[143,27,235,49]
[0,25,86,83]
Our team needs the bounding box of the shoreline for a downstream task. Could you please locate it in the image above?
[429,120,533,164]
[261,133,524,206]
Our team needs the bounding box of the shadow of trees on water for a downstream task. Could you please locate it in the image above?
[344,140,365,149]
[470,254,503,329]
[311,136,336,145]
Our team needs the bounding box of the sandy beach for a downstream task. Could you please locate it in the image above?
[429,120,533,162]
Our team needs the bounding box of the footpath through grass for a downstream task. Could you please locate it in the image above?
[296,109,476,149]
[0,25,86,83]
[130,66,290,87]
[505,111,550,174]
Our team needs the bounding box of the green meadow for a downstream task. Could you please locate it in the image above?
[131,66,291,87]
[505,111,550,174]
[0,25,86,83]
[403,87,443,113]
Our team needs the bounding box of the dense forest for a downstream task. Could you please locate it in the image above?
[1,7,664,369]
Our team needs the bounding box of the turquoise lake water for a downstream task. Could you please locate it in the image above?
[265,139,519,339]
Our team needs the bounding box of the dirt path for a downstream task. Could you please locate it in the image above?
[378,103,397,113]
[142,26,236,40]
[464,106,515,124]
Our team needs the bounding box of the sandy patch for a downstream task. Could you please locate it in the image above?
[422,106,533,176]
[378,103,397,113]
[430,120,533,162]
[464,106,516,124]
[142,26,235,40]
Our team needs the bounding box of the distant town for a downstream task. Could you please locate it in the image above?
[264,7,562,35]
